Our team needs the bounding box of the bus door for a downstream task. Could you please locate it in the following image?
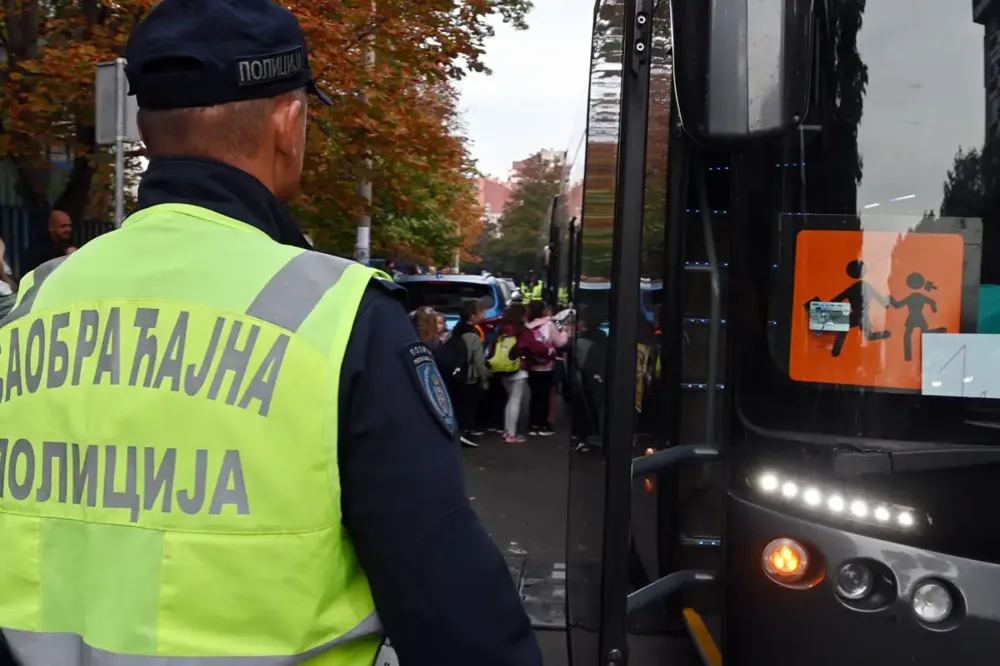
[563,0,724,664]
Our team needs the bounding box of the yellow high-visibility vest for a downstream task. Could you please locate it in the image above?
[520,281,544,302]
[0,203,386,665]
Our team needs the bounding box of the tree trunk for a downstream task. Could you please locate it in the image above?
[2,0,107,233]
[52,124,97,223]
[3,0,47,213]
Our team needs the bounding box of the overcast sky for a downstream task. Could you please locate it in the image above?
[456,0,593,178]
[853,0,984,217]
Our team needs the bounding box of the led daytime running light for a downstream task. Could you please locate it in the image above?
[752,471,922,530]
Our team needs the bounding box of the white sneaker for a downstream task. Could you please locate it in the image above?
[460,436,479,448]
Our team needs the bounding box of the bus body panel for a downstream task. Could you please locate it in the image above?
[725,495,1000,664]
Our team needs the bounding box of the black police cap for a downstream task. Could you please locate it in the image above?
[125,0,333,110]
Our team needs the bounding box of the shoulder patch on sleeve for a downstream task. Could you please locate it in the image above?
[401,341,457,436]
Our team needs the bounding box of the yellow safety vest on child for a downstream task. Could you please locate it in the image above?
[488,335,521,373]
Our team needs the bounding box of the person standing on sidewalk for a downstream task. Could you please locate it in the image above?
[449,298,491,446]
[525,299,567,436]
[491,304,556,443]
[23,210,75,272]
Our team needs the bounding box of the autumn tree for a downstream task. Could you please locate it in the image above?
[296,78,482,264]
[0,0,532,258]
[481,152,563,277]
[1,0,149,219]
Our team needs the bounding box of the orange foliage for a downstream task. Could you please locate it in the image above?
[1,0,531,260]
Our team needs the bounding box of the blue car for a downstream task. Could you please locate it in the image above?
[396,273,512,338]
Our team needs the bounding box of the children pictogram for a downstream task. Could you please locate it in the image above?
[807,259,892,358]
[889,272,947,362]
[790,230,965,390]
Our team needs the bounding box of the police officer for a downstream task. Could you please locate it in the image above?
[0,1,541,665]
[521,271,545,302]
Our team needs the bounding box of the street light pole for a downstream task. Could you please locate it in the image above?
[355,1,376,265]
[113,57,126,228]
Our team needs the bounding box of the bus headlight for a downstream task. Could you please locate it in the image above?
[912,580,954,624]
[835,562,873,600]
[831,559,898,612]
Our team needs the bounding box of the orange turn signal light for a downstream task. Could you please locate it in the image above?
[762,538,809,583]
[643,448,656,493]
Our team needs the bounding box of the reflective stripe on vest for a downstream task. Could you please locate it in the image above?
[0,203,385,665]
[0,255,67,327]
[3,613,381,665]
[245,251,352,333]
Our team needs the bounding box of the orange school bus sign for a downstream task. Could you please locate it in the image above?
[789,230,964,390]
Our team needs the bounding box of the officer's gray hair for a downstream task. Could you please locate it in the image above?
[138,88,308,160]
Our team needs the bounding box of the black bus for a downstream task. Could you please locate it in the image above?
[557,0,1000,664]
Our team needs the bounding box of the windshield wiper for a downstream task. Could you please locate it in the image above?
[835,444,1000,475]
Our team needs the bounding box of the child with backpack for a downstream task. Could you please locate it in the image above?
[446,298,492,447]
[525,300,569,436]
[489,304,556,444]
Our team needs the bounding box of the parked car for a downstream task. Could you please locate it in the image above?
[396,273,510,338]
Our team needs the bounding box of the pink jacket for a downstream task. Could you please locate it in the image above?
[525,317,568,371]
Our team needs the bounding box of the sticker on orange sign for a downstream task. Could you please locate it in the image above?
[789,230,964,390]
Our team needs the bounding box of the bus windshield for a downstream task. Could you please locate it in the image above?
[733,0,1000,444]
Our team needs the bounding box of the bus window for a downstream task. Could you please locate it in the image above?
[733,0,998,446]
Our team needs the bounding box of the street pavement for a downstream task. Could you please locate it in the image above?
[463,429,571,664]
[463,431,568,563]
[462,428,704,666]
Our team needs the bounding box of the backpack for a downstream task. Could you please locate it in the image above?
[488,335,521,373]
[531,324,550,345]
[440,333,470,383]
[526,325,555,365]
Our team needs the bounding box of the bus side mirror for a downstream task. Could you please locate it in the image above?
[672,0,815,141]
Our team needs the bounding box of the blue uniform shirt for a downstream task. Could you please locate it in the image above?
[341,283,542,665]
[135,156,543,666]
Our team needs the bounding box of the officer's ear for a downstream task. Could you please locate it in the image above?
[270,91,306,159]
